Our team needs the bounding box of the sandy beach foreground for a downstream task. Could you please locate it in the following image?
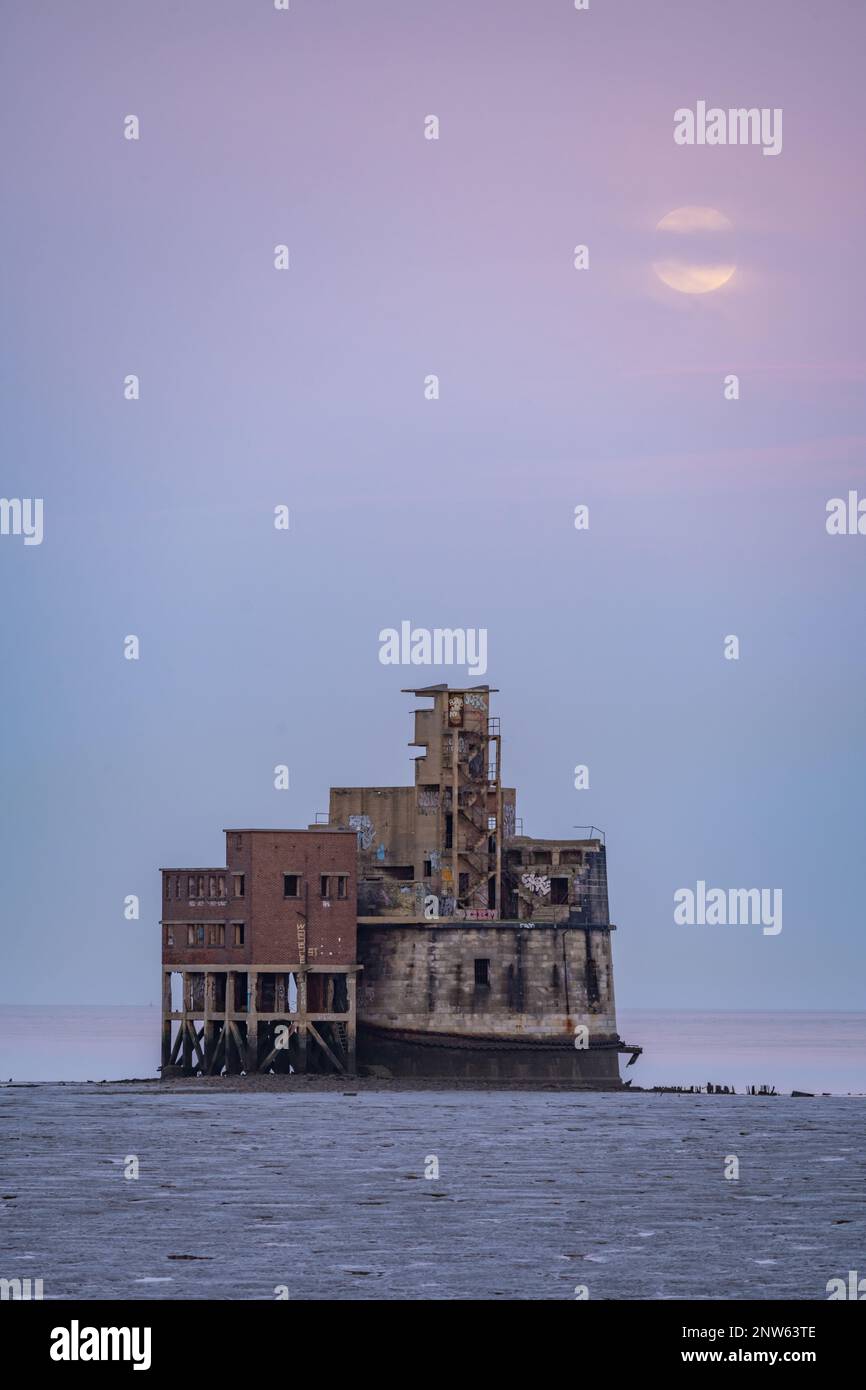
[1,1084,862,1300]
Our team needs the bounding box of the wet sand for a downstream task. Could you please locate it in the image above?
[1,1083,862,1300]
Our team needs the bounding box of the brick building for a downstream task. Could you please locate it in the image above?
[160,828,358,1076]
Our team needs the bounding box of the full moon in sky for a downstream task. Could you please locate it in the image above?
[653,206,736,294]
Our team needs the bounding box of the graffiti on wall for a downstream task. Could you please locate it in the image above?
[521,872,551,896]
[417,789,440,814]
[348,814,375,850]
[357,878,416,914]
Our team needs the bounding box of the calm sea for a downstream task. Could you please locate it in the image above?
[0,1006,863,1094]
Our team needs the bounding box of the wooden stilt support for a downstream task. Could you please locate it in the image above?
[307,1022,346,1073]
[187,1023,206,1072]
[228,1020,246,1073]
[159,964,359,1079]
[346,973,357,1074]
[206,1025,226,1075]
[181,1015,193,1074]
[161,971,173,1067]
[296,969,308,1073]
[247,970,258,1072]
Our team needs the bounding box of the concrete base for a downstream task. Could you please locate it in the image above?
[358,1026,625,1086]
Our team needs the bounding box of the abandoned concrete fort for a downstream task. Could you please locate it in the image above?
[161,686,640,1086]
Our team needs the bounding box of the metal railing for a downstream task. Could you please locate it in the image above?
[572,824,605,845]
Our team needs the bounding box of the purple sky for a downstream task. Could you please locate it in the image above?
[1,0,864,1013]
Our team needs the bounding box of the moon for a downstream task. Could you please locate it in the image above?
[653,206,736,294]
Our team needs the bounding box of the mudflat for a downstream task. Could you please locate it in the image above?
[1,1085,861,1300]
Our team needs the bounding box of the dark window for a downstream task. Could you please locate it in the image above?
[423,859,433,877]
[259,975,276,1012]
[234,924,245,946]
[337,875,348,899]
[320,875,330,899]
[233,874,245,898]
[196,925,205,946]
[234,973,247,1010]
[381,865,414,880]
[165,925,174,947]
[283,874,300,898]
[474,958,490,988]
[459,872,469,896]
[550,877,569,906]
[586,956,600,1004]
[445,814,453,849]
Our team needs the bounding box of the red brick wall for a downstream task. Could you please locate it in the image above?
[241,830,357,966]
[161,829,358,969]
[161,865,248,968]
